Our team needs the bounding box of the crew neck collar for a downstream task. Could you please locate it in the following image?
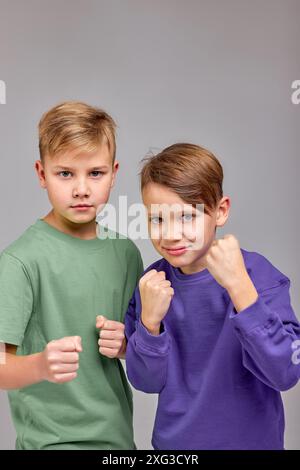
[170,263,212,282]
[33,219,107,249]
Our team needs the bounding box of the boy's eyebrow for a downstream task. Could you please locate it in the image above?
[52,165,110,171]
[148,207,197,215]
[148,211,197,219]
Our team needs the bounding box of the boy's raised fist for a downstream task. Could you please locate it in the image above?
[202,234,248,290]
[139,269,174,336]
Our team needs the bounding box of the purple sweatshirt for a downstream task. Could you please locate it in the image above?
[125,249,300,450]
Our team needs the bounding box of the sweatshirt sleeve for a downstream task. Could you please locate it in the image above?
[125,288,171,393]
[229,277,300,391]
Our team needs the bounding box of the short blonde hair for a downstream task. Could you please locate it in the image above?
[140,143,223,213]
[38,101,116,163]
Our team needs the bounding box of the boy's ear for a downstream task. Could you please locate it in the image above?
[216,196,230,227]
[35,160,47,189]
[110,161,119,189]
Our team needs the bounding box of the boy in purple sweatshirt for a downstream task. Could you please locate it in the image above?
[125,143,300,450]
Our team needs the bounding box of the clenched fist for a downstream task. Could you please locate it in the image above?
[96,316,126,359]
[202,234,247,290]
[202,234,258,312]
[39,336,82,384]
[139,269,174,336]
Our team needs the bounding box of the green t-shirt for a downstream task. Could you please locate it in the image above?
[0,219,143,450]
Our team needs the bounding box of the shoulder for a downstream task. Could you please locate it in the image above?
[105,228,141,255]
[101,227,143,269]
[1,222,39,267]
[241,248,290,292]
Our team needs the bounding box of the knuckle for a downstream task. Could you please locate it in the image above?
[48,353,57,363]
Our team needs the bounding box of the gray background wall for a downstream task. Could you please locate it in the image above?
[0,0,299,449]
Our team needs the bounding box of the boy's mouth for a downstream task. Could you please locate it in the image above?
[71,204,93,211]
[163,246,189,256]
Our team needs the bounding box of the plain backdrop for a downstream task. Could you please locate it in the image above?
[0,0,299,449]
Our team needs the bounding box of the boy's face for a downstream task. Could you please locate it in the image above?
[35,143,118,226]
[142,183,230,274]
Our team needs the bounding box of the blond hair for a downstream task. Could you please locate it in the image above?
[38,101,116,163]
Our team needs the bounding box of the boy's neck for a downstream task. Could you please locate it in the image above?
[43,210,97,240]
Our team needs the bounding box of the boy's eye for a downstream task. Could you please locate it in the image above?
[58,171,104,178]
[149,216,162,225]
[59,171,72,178]
[182,213,194,222]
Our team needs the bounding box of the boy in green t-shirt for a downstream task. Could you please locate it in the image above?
[0,101,143,450]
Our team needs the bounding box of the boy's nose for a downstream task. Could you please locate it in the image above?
[72,180,91,198]
[163,222,182,241]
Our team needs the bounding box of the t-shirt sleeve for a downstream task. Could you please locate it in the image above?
[0,251,34,346]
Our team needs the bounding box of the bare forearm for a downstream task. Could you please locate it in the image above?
[141,314,161,336]
[227,273,258,313]
[0,352,44,390]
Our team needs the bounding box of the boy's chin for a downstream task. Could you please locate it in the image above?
[63,213,96,225]
[162,250,205,270]
[162,253,191,268]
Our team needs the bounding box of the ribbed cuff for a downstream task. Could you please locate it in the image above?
[229,295,277,335]
[135,318,170,355]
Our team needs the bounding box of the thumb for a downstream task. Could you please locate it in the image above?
[74,336,82,352]
[96,315,106,329]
